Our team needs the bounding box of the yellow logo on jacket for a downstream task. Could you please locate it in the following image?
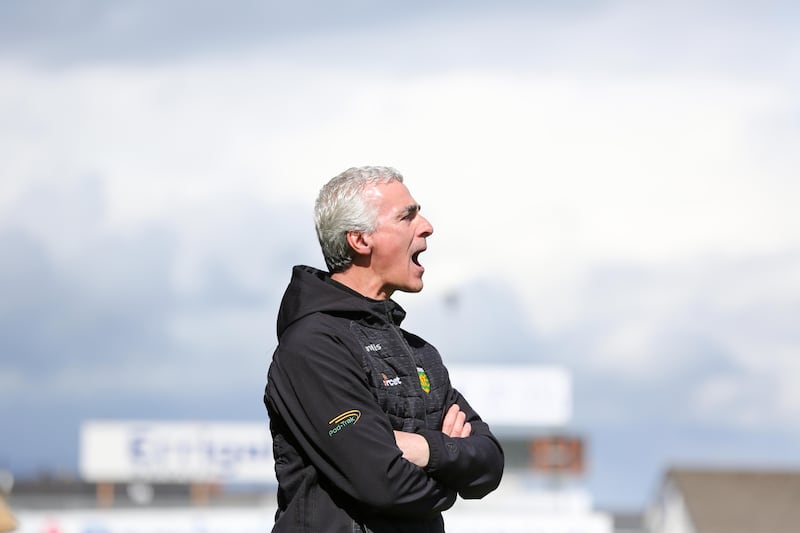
[328,409,361,437]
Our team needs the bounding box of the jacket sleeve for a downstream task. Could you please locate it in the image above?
[265,322,456,517]
[419,388,505,499]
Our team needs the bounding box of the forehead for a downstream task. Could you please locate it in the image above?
[365,181,416,212]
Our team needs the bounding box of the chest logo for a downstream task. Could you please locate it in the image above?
[364,343,382,352]
[417,367,431,394]
[328,409,361,437]
[381,373,402,387]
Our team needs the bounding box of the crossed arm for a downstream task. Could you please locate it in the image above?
[393,390,504,500]
[394,404,471,467]
[270,324,503,510]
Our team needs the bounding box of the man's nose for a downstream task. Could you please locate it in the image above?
[419,215,433,237]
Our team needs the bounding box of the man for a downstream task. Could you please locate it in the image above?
[264,166,504,532]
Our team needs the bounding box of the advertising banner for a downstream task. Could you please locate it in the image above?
[80,421,274,483]
[447,365,572,428]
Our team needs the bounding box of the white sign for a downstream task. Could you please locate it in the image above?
[80,421,274,483]
[446,365,572,428]
[13,507,610,533]
[445,512,612,533]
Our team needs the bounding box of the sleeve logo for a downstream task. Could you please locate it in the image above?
[328,409,361,437]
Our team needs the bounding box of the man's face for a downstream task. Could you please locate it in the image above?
[364,181,434,299]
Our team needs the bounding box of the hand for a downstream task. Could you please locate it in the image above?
[393,405,471,468]
[441,404,471,438]
[393,430,430,468]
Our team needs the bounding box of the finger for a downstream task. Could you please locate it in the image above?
[450,410,466,437]
[445,411,465,437]
[460,422,472,438]
[441,404,459,435]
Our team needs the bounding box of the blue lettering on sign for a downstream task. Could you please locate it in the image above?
[130,436,146,460]
[129,432,169,465]
[126,428,273,477]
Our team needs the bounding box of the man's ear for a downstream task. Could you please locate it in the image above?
[346,231,372,256]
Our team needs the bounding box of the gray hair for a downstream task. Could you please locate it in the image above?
[315,166,404,273]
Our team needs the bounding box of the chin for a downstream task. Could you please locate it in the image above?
[407,281,425,293]
[396,281,424,294]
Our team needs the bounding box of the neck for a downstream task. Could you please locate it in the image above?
[331,266,392,301]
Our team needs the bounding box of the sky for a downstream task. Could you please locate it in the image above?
[1,0,800,511]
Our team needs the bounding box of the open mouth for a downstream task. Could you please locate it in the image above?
[411,249,424,268]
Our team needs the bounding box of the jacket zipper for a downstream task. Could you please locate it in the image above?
[385,303,429,426]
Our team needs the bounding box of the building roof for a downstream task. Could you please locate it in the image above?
[667,468,800,533]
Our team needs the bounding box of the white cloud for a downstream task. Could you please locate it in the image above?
[2,12,797,286]
[2,39,798,415]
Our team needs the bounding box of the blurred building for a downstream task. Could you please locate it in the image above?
[646,467,800,533]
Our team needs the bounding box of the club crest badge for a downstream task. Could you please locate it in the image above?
[417,366,431,393]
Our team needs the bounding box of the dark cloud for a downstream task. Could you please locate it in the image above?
[0,220,178,473]
[0,175,178,375]
[0,0,315,65]
[0,0,796,91]
[0,0,536,66]
[0,0,641,73]
[0,227,168,373]
[0,176,320,474]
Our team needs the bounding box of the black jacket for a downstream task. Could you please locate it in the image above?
[264,265,504,532]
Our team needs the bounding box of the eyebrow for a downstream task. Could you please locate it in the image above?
[398,204,421,219]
